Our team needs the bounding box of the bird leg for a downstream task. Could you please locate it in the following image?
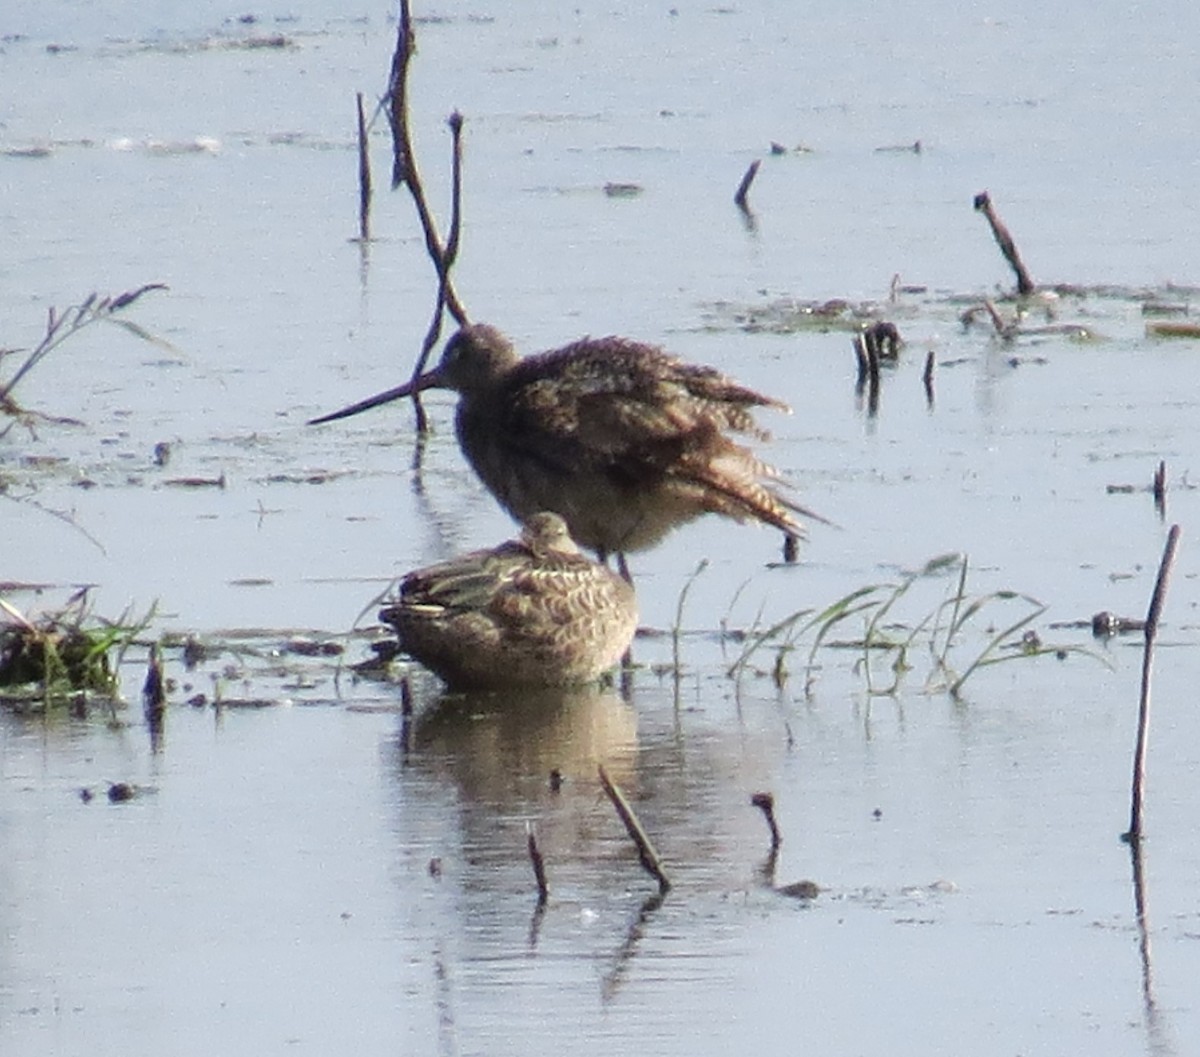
[617,552,632,584]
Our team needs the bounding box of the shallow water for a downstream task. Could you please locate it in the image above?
[3,3,1200,1055]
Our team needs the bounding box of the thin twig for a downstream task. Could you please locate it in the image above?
[386,1,415,189]
[385,4,470,438]
[443,111,465,288]
[973,191,1035,296]
[356,91,372,242]
[413,111,469,370]
[1,491,107,553]
[1125,524,1181,843]
[409,111,470,437]
[671,558,708,675]
[387,2,466,324]
[313,7,469,434]
[598,765,671,893]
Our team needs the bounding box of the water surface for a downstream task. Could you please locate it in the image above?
[3,3,1200,1055]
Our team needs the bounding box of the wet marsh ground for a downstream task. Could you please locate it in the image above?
[4,3,1200,1054]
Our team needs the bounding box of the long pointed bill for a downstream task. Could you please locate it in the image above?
[308,367,445,425]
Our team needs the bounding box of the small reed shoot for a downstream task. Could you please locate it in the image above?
[670,558,709,675]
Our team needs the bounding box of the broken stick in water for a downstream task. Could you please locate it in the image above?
[399,676,414,755]
[734,159,761,213]
[386,0,466,325]
[143,642,165,746]
[852,331,880,417]
[311,4,468,435]
[751,791,781,884]
[981,298,1013,339]
[973,191,1036,296]
[1153,460,1166,518]
[750,791,782,853]
[1124,523,1181,844]
[526,822,549,904]
[598,764,671,893]
[356,91,372,242]
[853,322,900,415]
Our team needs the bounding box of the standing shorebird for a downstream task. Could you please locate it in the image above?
[381,512,637,690]
[312,324,819,571]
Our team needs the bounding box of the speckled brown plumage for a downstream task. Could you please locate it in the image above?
[409,324,816,559]
[380,512,637,690]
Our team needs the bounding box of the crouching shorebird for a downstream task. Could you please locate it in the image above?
[380,512,637,690]
[312,324,820,573]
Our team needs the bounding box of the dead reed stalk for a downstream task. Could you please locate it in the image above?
[853,331,880,416]
[356,91,372,242]
[526,822,549,904]
[734,159,761,213]
[981,298,1010,338]
[1125,523,1181,844]
[142,642,165,720]
[386,2,467,326]
[387,5,469,432]
[1152,460,1166,518]
[598,764,671,893]
[312,4,469,432]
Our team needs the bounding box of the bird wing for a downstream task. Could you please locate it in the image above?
[503,340,776,469]
[396,541,529,613]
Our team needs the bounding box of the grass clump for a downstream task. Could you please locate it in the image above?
[0,591,155,712]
